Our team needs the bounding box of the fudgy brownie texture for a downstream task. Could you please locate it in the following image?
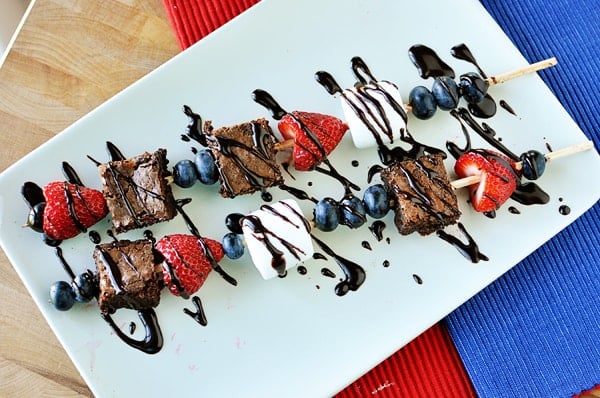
[98,149,177,233]
[204,119,283,198]
[380,154,461,236]
[94,238,163,315]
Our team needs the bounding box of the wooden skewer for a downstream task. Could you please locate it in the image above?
[487,57,557,86]
[450,140,595,189]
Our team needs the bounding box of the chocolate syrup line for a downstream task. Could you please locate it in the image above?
[436,223,489,263]
[106,141,127,161]
[368,220,386,242]
[450,43,487,78]
[175,199,238,286]
[21,181,45,209]
[184,296,208,326]
[183,105,207,146]
[310,234,366,296]
[278,184,318,203]
[102,309,163,354]
[61,161,84,186]
[63,182,89,234]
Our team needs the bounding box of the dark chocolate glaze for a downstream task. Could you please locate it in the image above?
[383,260,390,268]
[311,235,366,296]
[436,223,489,263]
[450,43,487,78]
[183,105,207,146]
[62,161,84,186]
[297,265,308,275]
[102,309,163,354]
[408,44,455,79]
[184,296,208,326]
[559,205,571,215]
[468,94,497,119]
[508,206,521,214]
[499,100,517,116]
[279,184,318,203]
[361,241,372,251]
[225,213,245,234]
[89,230,101,244]
[21,181,45,209]
[312,252,327,261]
[321,268,336,278]
[412,274,423,285]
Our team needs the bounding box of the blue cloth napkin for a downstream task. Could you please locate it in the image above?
[446,1,600,396]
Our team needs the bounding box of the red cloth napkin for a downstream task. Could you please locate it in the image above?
[162,1,476,396]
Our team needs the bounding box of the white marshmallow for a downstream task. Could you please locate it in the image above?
[242,199,314,280]
[340,80,408,149]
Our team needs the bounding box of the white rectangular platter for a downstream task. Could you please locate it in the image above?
[0,0,599,396]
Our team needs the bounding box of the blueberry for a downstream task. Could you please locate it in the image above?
[49,280,75,311]
[459,72,488,104]
[194,150,219,185]
[431,76,460,111]
[340,196,367,229]
[173,159,197,188]
[26,202,46,233]
[72,271,96,303]
[222,232,244,259]
[520,150,546,180]
[313,198,340,232]
[362,184,390,219]
[408,86,437,120]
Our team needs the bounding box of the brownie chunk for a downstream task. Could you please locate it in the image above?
[380,154,460,235]
[98,149,177,233]
[94,238,163,314]
[204,119,283,198]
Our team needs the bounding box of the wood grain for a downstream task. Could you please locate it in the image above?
[0,0,179,396]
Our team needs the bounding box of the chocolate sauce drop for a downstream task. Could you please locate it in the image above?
[559,205,571,215]
[383,260,390,268]
[436,223,489,263]
[511,182,550,206]
[508,206,521,215]
[499,100,517,116]
[408,44,456,79]
[321,268,336,278]
[311,235,366,296]
[412,274,423,285]
[297,265,308,275]
[314,71,343,95]
[225,213,245,234]
[89,230,101,244]
[279,184,318,203]
[313,252,327,261]
[351,160,359,167]
[183,105,207,146]
[129,322,137,335]
[184,296,208,326]
[368,220,386,242]
[361,241,372,251]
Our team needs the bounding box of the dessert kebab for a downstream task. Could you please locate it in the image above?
[20,44,594,353]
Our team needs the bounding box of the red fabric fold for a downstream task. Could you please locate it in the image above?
[162,1,476,396]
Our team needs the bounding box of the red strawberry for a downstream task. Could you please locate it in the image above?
[154,234,224,297]
[454,150,520,213]
[42,181,108,240]
[278,111,348,171]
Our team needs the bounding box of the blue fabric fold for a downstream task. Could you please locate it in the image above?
[446,1,600,397]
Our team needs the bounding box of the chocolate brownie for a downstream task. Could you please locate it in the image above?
[204,119,283,198]
[94,238,163,314]
[98,149,177,233]
[380,154,460,235]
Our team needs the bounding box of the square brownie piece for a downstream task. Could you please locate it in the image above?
[98,149,177,233]
[380,154,460,236]
[204,119,283,198]
[94,238,163,314]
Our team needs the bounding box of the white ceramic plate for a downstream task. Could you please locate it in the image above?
[1,0,599,396]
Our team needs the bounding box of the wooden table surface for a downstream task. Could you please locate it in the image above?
[0,1,179,395]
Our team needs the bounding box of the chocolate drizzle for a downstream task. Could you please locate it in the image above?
[436,223,489,263]
[102,309,163,354]
[408,44,456,79]
[311,234,366,296]
[242,201,310,277]
[184,296,208,326]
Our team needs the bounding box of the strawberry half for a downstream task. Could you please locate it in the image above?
[42,181,108,241]
[454,150,520,213]
[278,111,348,171]
[155,234,224,298]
